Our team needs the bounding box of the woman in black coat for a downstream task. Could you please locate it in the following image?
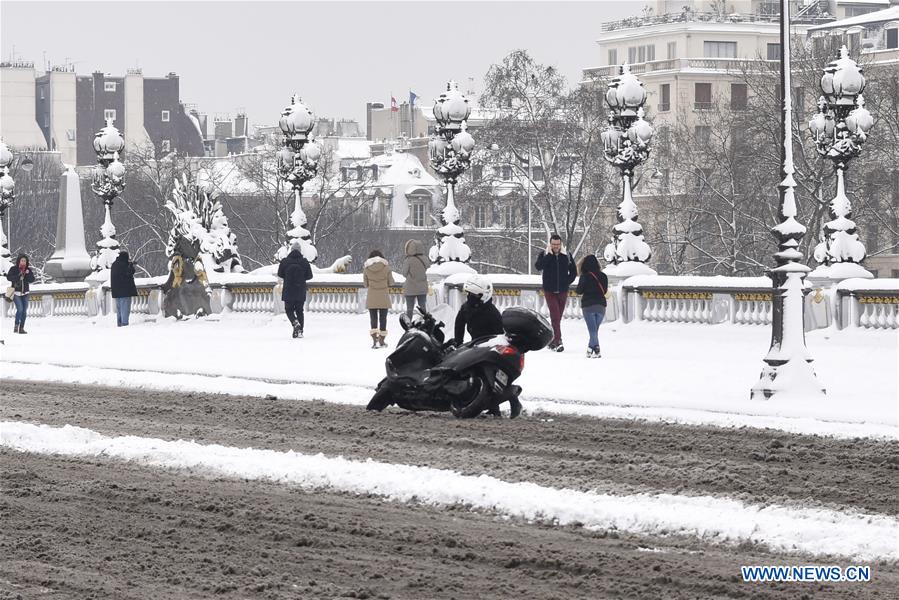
[110,251,138,326]
[277,243,313,338]
[575,254,608,358]
[6,254,36,334]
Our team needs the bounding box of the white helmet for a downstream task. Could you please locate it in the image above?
[463,274,493,303]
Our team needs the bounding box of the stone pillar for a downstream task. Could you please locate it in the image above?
[44,166,92,281]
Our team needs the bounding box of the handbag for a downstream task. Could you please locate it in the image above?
[4,286,14,302]
[589,272,611,299]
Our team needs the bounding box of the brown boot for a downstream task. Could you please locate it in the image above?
[378,330,388,348]
[370,329,379,349]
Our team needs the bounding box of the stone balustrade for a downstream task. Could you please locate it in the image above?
[4,271,897,331]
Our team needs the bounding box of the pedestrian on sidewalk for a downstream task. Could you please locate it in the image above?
[363,249,394,349]
[534,234,577,352]
[110,251,138,327]
[402,239,430,318]
[6,254,36,334]
[277,241,313,338]
[576,254,609,358]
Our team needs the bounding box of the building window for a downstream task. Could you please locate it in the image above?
[628,44,655,63]
[659,84,671,111]
[731,83,747,110]
[472,165,483,181]
[411,202,426,227]
[767,43,781,60]
[703,41,737,58]
[104,81,117,92]
[887,28,898,50]
[693,168,713,193]
[531,166,544,181]
[161,110,170,122]
[695,126,712,145]
[657,126,670,150]
[66,129,75,141]
[104,109,117,122]
[660,168,671,193]
[161,139,171,152]
[608,48,618,65]
[504,205,517,228]
[847,32,861,52]
[694,83,712,110]
[474,205,489,229]
[667,42,677,60]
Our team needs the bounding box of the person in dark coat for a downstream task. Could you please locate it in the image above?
[576,254,609,358]
[277,242,313,338]
[6,254,36,334]
[534,233,577,351]
[110,251,139,327]
[453,274,503,345]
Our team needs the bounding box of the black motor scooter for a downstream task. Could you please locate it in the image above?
[366,306,552,418]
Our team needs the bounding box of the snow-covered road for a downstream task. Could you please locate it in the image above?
[2,314,895,438]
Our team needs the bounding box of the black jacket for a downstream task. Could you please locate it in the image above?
[454,297,504,345]
[6,265,36,294]
[576,270,609,309]
[535,251,577,294]
[110,255,138,298]
[277,249,313,303]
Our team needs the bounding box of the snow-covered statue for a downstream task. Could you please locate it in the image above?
[161,177,212,319]
[202,191,246,274]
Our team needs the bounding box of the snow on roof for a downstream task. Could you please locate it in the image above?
[197,158,259,195]
[367,151,440,187]
[808,6,899,31]
[332,138,372,160]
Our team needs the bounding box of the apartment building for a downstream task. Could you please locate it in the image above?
[1,62,204,165]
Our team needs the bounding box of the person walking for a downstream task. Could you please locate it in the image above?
[110,251,139,327]
[363,250,394,349]
[576,254,609,358]
[6,254,36,334]
[402,239,430,318]
[277,241,313,338]
[534,234,577,351]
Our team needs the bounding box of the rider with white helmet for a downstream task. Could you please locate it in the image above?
[454,274,503,346]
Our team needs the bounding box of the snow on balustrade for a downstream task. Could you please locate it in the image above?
[732,293,773,325]
[838,278,899,330]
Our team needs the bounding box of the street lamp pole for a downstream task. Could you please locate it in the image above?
[601,64,656,276]
[808,45,874,278]
[0,140,16,273]
[428,80,475,266]
[275,94,322,263]
[90,119,126,271]
[750,0,825,400]
[527,148,532,275]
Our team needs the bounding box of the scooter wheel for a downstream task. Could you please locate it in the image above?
[450,374,491,419]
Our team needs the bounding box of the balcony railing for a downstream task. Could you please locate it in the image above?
[658,102,670,112]
[694,101,713,110]
[583,57,774,81]
[600,10,832,33]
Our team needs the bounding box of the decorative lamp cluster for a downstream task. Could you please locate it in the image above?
[275,95,322,263]
[808,45,874,275]
[601,64,655,274]
[428,81,476,266]
[89,118,127,272]
[0,140,16,271]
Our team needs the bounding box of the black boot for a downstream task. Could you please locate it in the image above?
[13,323,19,334]
[509,397,523,419]
[291,320,300,338]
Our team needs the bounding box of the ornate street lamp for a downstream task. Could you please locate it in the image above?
[0,140,16,271]
[751,0,825,401]
[275,94,322,262]
[601,64,656,276]
[808,45,874,278]
[90,118,126,271]
[428,80,475,265]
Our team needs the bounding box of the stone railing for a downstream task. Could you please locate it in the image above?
[836,279,899,330]
[6,272,897,331]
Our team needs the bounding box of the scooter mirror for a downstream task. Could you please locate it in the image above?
[399,314,412,331]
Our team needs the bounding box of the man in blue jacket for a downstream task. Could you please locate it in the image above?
[534,234,577,351]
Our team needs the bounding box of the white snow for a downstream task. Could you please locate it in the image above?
[3,421,897,561]
[1,316,895,439]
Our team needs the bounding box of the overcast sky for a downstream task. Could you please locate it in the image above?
[2,1,639,127]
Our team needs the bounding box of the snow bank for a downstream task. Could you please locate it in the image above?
[3,421,896,561]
